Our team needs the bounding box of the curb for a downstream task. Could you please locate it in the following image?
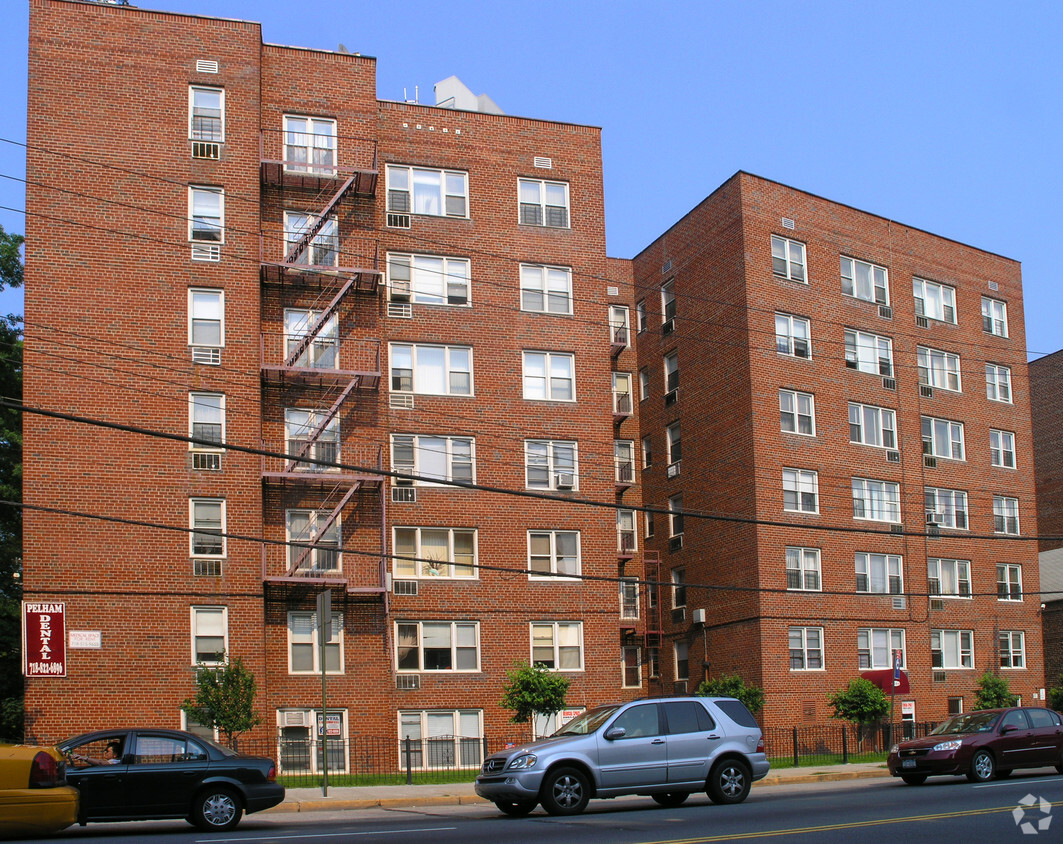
[757,768,890,786]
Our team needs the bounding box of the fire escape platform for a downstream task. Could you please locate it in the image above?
[260,262,381,293]
[260,161,378,196]
[260,366,381,390]
[261,472,383,492]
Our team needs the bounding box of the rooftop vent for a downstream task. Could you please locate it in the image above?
[434,76,504,114]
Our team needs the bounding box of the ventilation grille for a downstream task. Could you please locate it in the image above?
[393,580,418,596]
[191,244,221,262]
[661,318,675,336]
[916,315,929,329]
[191,346,221,365]
[387,302,413,319]
[193,558,222,577]
[892,596,906,610]
[673,681,688,694]
[396,674,420,690]
[886,450,900,463]
[882,377,897,390]
[533,156,553,169]
[192,452,221,471]
[782,218,796,230]
[192,141,220,160]
[661,260,673,274]
[924,455,938,468]
[930,598,946,611]
[933,670,947,682]
[387,213,412,229]
[607,285,619,296]
[878,305,893,320]
[391,486,417,503]
[196,60,220,74]
[920,385,934,399]
[988,280,999,291]
[890,524,904,534]
[390,393,415,410]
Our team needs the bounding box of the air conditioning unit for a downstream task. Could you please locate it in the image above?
[882,377,897,390]
[396,674,420,690]
[669,535,684,552]
[666,462,681,479]
[891,596,906,610]
[691,608,706,624]
[192,141,221,160]
[389,394,415,410]
[193,558,222,577]
[932,671,947,683]
[845,358,858,369]
[191,244,221,262]
[387,302,413,319]
[890,524,904,534]
[664,389,678,407]
[283,710,309,727]
[192,452,222,471]
[926,512,944,525]
[878,305,893,320]
[555,473,575,489]
[671,608,686,624]
[390,279,411,302]
[886,451,901,463]
[930,598,946,611]
[191,346,221,365]
[920,385,934,399]
[392,580,418,596]
[924,455,938,468]
[661,318,675,336]
[916,316,929,329]
[391,486,417,503]
[387,213,412,229]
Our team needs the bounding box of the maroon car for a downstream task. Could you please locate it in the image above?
[888,707,1063,785]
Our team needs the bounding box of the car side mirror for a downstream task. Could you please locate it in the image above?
[1000,724,1018,734]
[604,727,626,741]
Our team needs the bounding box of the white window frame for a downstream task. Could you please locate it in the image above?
[999,631,1025,669]
[287,509,341,573]
[986,363,1012,403]
[390,344,473,396]
[636,300,647,333]
[993,495,1020,535]
[851,477,901,523]
[283,115,337,174]
[848,402,896,449]
[285,308,338,369]
[775,313,811,359]
[857,628,905,670]
[661,279,676,322]
[855,552,903,594]
[789,627,824,671]
[390,434,475,486]
[664,351,679,394]
[518,178,570,228]
[674,640,689,682]
[387,252,470,306]
[392,527,477,580]
[669,494,684,537]
[615,440,635,484]
[617,510,637,555]
[397,710,484,770]
[913,277,957,323]
[189,392,225,451]
[783,468,819,514]
[785,546,821,591]
[520,264,572,314]
[284,211,338,266]
[780,389,815,436]
[845,329,893,376]
[522,351,575,401]
[189,86,224,142]
[982,297,1008,337]
[671,567,687,608]
[190,606,227,666]
[931,629,973,669]
[928,558,972,598]
[188,288,224,348]
[997,563,1023,601]
[924,487,969,530]
[917,346,961,392]
[622,644,642,688]
[609,305,630,347]
[666,422,681,465]
[641,436,652,469]
[771,234,806,282]
[190,498,225,558]
[528,530,581,580]
[396,621,480,673]
[613,372,633,415]
[638,368,650,401]
[530,622,583,671]
[285,408,340,472]
[188,186,224,243]
[288,611,344,674]
[922,416,965,461]
[386,164,469,218]
[841,255,890,305]
[276,708,349,775]
[181,710,220,742]
[990,429,1016,469]
[525,440,578,490]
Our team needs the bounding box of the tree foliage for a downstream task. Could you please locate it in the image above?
[181,656,262,749]
[695,673,765,715]
[1047,674,1063,712]
[973,671,1018,710]
[500,661,570,739]
[827,678,889,740]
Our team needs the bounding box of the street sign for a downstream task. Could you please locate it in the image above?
[22,602,66,677]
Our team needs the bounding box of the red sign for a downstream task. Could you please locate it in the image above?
[23,602,66,677]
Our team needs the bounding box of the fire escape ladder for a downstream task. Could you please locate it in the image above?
[284,277,356,368]
[287,483,360,576]
[283,174,357,265]
[285,379,361,472]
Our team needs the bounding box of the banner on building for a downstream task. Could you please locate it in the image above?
[23,602,67,677]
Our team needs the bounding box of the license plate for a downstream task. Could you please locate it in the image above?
[902,759,916,769]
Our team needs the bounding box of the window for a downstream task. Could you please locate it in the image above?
[928,558,972,598]
[287,509,340,572]
[617,510,637,554]
[982,297,1008,337]
[391,344,472,395]
[288,611,343,673]
[189,86,224,141]
[191,606,227,666]
[284,212,338,266]
[388,253,470,306]
[189,393,224,449]
[851,478,901,523]
[387,165,468,217]
[520,264,572,314]
[947,697,964,715]
[786,546,821,591]
[931,630,973,668]
[775,313,811,358]
[674,641,689,681]
[848,402,895,448]
[922,416,965,460]
[619,578,639,620]
[636,300,647,332]
[393,527,476,579]
[284,116,336,174]
[845,329,893,376]
[855,553,903,594]
[622,646,641,687]
[520,351,576,401]
[993,495,1020,534]
[277,709,347,774]
[666,422,682,465]
[181,711,219,743]
[841,256,889,305]
[661,279,676,323]
[917,346,961,391]
[531,622,582,670]
[990,429,1016,469]
[188,187,223,242]
[397,621,479,672]
[391,435,474,485]
[613,372,633,415]
[645,510,655,538]
[780,390,815,436]
[789,627,823,670]
[190,498,224,557]
[641,436,652,469]
[189,289,223,347]
[986,364,1012,403]
[518,178,569,227]
[610,306,630,346]
[638,368,650,401]
[664,351,679,394]
[671,568,687,608]
[771,235,806,282]
[615,440,635,484]
[924,487,969,530]
[285,408,339,471]
[858,629,904,670]
[528,531,580,579]
[997,563,1022,601]
[783,468,819,513]
[285,309,337,369]
[647,646,660,679]
[999,631,1025,668]
[398,710,483,769]
[669,494,684,536]
[913,277,956,323]
[525,440,577,489]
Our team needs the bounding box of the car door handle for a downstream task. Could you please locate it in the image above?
[651,739,665,745]
[708,735,720,740]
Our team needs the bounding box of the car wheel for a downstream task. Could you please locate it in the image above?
[192,786,243,832]
[493,799,537,817]
[651,792,690,807]
[900,774,927,785]
[707,759,752,804]
[966,750,996,783]
[540,766,590,816]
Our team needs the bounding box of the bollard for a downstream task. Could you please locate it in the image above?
[792,726,799,767]
[405,736,413,785]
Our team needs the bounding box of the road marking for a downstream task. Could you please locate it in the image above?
[974,775,1063,789]
[203,827,457,843]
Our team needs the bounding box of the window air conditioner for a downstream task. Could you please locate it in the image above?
[387,213,412,229]
[691,608,706,624]
[666,462,681,479]
[283,710,309,727]
[661,318,675,336]
[926,512,944,525]
[396,674,420,690]
[916,316,929,329]
[390,279,411,301]
[878,305,893,320]
[555,473,575,489]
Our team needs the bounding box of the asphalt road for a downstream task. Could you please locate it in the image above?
[17,769,1063,844]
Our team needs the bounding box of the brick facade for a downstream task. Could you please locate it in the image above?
[1030,349,1063,552]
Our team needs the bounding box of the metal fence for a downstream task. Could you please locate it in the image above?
[762,721,937,767]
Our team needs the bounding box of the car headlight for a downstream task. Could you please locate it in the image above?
[889,744,899,754]
[507,753,537,770]
[932,740,963,752]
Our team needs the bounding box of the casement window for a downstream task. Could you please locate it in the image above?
[189,393,224,450]
[622,645,641,687]
[398,710,483,769]
[189,187,223,242]
[786,546,821,591]
[932,630,973,669]
[638,368,650,401]
[190,498,225,557]
[841,256,889,305]
[982,296,1008,337]
[990,429,1016,469]
[997,563,1023,601]
[525,440,577,490]
[287,509,340,573]
[783,468,819,514]
[188,289,224,347]
[775,313,811,358]
[613,372,633,415]
[617,510,637,554]
[993,495,1020,534]
[641,436,653,468]
[397,621,479,672]
[522,351,574,401]
[391,344,472,395]
[520,264,572,314]
[531,622,583,670]
[789,627,824,670]
[669,494,684,536]
[285,408,339,471]
[986,364,1012,403]
[844,329,893,376]
[780,390,815,435]
[999,631,1025,669]
[674,641,689,681]
[284,116,336,173]
[666,422,682,465]
[390,435,474,485]
[858,628,904,670]
[189,86,224,141]
[288,611,343,673]
[921,416,965,460]
[191,606,227,666]
[284,212,338,266]
[661,279,676,322]
[636,300,647,333]
[917,346,961,391]
[388,253,470,306]
[913,277,956,323]
[664,351,679,393]
[855,552,903,594]
[518,178,569,227]
[393,527,476,579]
[851,478,901,523]
[528,530,580,579]
[615,440,635,484]
[610,306,630,347]
[848,402,895,448]
[387,164,469,217]
[285,309,337,369]
[928,558,972,598]
[771,235,806,282]
[924,487,969,530]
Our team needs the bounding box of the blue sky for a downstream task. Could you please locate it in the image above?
[3,0,1061,360]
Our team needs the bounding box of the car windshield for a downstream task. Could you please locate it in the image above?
[552,705,621,736]
[930,711,1001,735]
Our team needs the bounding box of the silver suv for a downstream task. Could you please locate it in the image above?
[475,696,769,816]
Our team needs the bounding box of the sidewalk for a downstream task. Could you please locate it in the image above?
[270,762,891,814]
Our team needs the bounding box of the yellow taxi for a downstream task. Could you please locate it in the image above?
[0,743,79,838]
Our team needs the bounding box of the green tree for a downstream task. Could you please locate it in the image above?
[973,671,1018,710]
[827,678,889,742]
[181,656,262,749]
[500,661,570,740]
[695,673,765,715]
[1047,674,1063,712]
